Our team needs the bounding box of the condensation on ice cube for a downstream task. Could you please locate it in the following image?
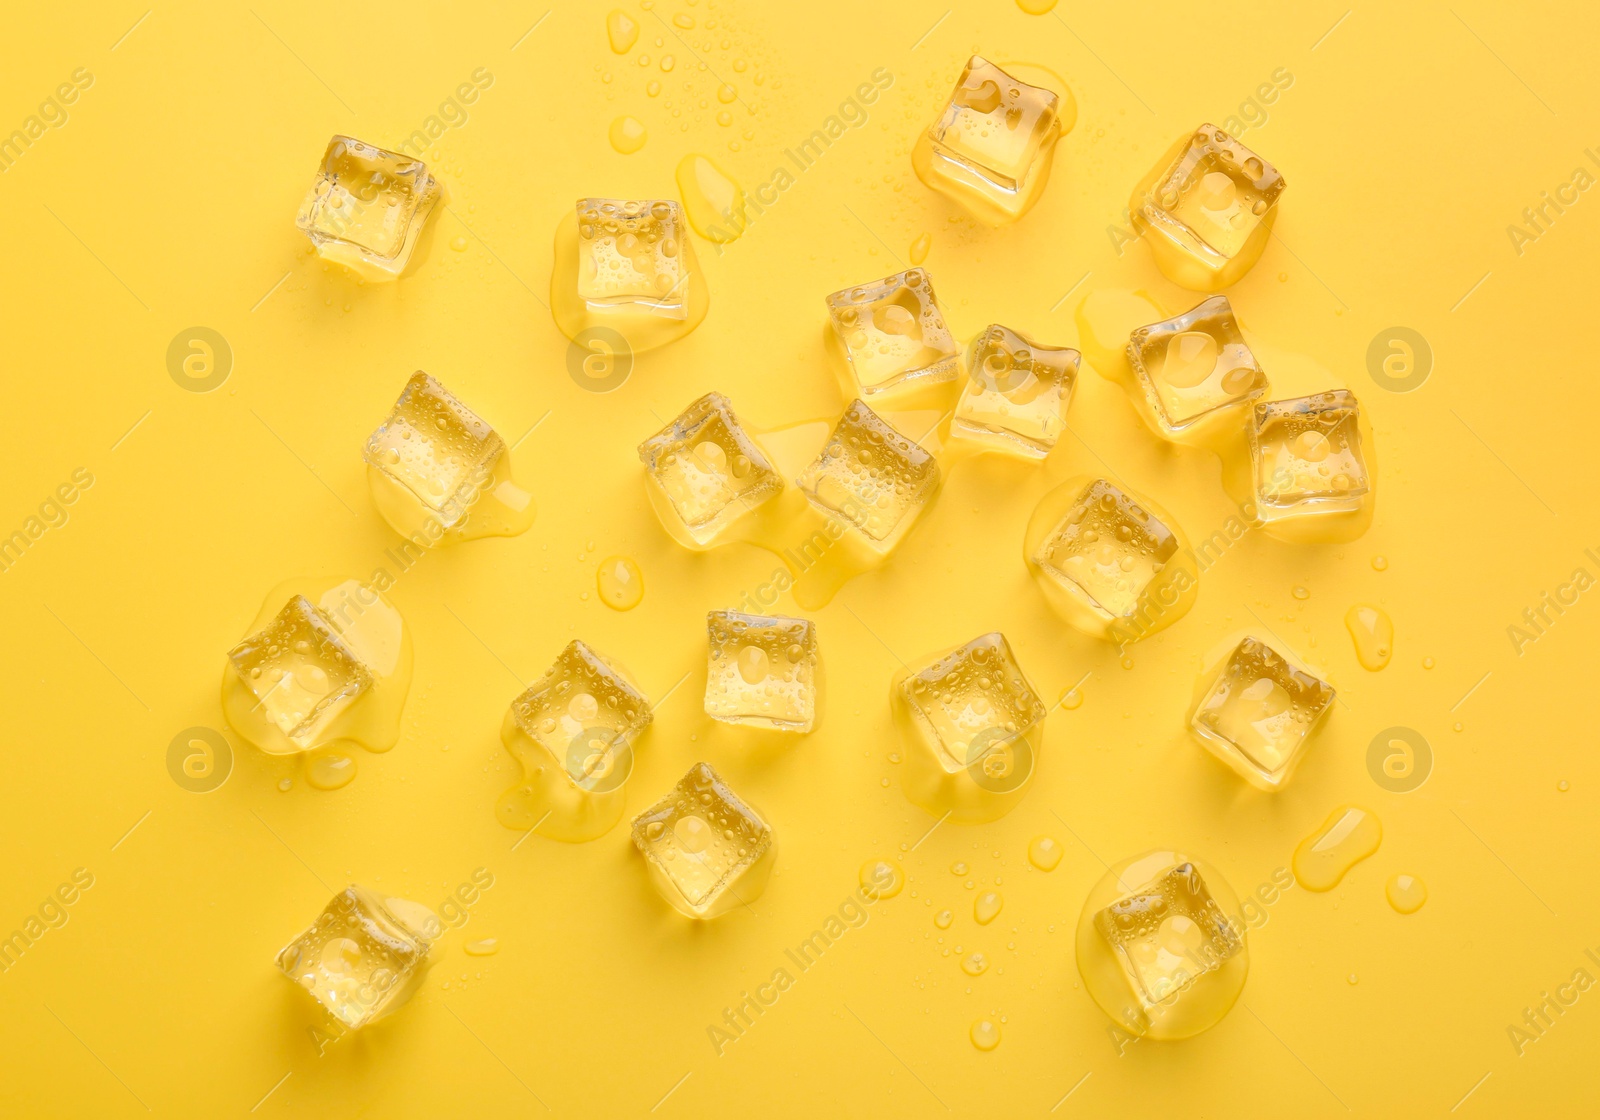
[1190,636,1334,789]
[631,762,775,919]
[1126,296,1267,435]
[794,400,940,554]
[901,632,1045,776]
[638,392,782,548]
[296,136,441,278]
[227,595,372,749]
[363,371,505,529]
[1130,124,1284,290]
[953,323,1080,457]
[1093,863,1243,1009]
[576,198,689,318]
[1250,390,1370,519]
[275,886,433,1029]
[824,270,959,402]
[510,640,653,791]
[704,610,819,732]
[1034,479,1178,621]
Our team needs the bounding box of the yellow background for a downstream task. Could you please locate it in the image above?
[1,1,1595,1116]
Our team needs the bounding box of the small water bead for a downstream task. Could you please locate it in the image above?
[1422,657,1435,669]
[1559,779,1571,792]
[1027,836,1063,871]
[277,778,292,792]
[1292,585,1309,600]
[1059,688,1083,710]
[935,909,953,929]
[608,116,648,154]
[1371,555,1389,571]
[307,750,357,790]
[464,938,499,956]
[951,861,968,875]
[1348,973,1359,986]
[909,232,932,264]
[597,556,644,609]
[606,9,640,52]
[1385,874,1427,914]
[450,235,468,251]
[1345,604,1394,670]
[962,952,989,976]
[970,1018,1001,1050]
[861,859,904,899]
[974,891,1003,924]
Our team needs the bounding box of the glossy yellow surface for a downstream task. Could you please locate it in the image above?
[3,1,1598,1115]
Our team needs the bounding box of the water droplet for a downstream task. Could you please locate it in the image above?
[1558,779,1570,792]
[951,861,968,876]
[1385,873,1427,914]
[860,859,904,899]
[909,232,932,264]
[1293,806,1382,891]
[974,891,1003,924]
[1028,836,1063,871]
[970,1018,1001,1050]
[935,909,953,929]
[962,951,989,976]
[675,153,745,243]
[1345,604,1394,670]
[450,235,468,251]
[1291,585,1310,600]
[1371,555,1388,571]
[1058,688,1082,710]
[605,9,640,52]
[306,749,357,790]
[597,556,644,610]
[608,115,648,154]
[1347,973,1359,985]
[464,937,499,956]
[277,778,292,792]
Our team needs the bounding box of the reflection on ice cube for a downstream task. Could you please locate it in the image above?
[794,400,940,554]
[1093,863,1243,1009]
[1250,390,1370,520]
[227,595,372,749]
[364,372,505,529]
[638,392,783,548]
[704,611,819,732]
[824,270,959,404]
[276,886,433,1029]
[1126,296,1267,436]
[953,323,1079,457]
[631,762,776,919]
[296,136,441,279]
[1189,636,1334,789]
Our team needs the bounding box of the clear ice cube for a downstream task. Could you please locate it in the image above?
[576,198,690,318]
[510,640,653,790]
[1094,863,1243,1009]
[276,886,432,1029]
[900,632,1046,776]
[795,400,940,553]
[227,595,372,749]
[1131,125,1285,290]
[631,762,775,919]
[704,611,819,732]
[1249,390,1369,517]
[1032,479,1179,621]
[953,324,1080,457]
[825,270,959,400]
[364,372,505,528]
[296,136,441,277]
[1190,637,1334,788]
[1127,296,1266,434]
[923,56,1061,218]
[638,392,783,546]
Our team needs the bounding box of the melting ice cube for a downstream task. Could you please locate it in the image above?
[825,270,959,402]
[953,323,1080,457]
[296,136,441,278]
[638,392,782,547]
[364,371,505,529]
[227,595,372,749]
[1189,636,1334,788]
[1126,296,1266,434]
[794,400,940,554]
[631,762,775,919]
[704,610,819,732]
[275,886,433,1029]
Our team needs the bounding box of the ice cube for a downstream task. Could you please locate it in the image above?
[953,324,1080,457]
[275,886,432,1029]
[1130,125,1285,290]
[576,198,690,318]
[295,136,441,278]
[1190,637,1334,789]
[631,762,776,919]
[227,595,372,749]
[1032,479,1179,622]
[638,392,783,547]
[1093,863,1243,1009]
[825,270,959,402]
[1126,296,1267,435]
[917,56,1063,222]
[510,640,652,790]
[704,611,819,732]
[364,372,505,529]
[794,400,940,553]
[1249,391,1370,519]
[900,632,1045,776]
